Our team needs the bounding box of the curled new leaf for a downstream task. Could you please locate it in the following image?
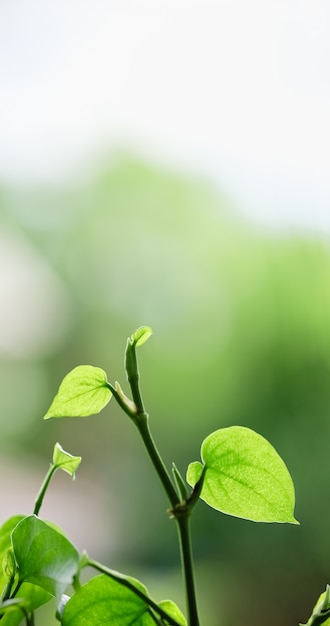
[125,327,153,382]
[186,426,298,524]
[44,365,112,419]
[0,516,25,592]
[53,443,81,478]
[130,326,153,347]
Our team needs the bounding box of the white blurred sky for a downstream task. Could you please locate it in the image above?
[0,0,330,232]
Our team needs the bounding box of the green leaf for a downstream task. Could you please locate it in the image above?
[0,613,24,626]
[53,442,82,478]
[0,614,23,626]
[186,426,298,524]
[0,516,25,592]
[300,586,330,625]
[0,600,24,626]
[15,582,52,611]
[157,600,186,626]
[11,515,80,597]
[44,365,112,419]
[0,584,52,615]
[62,574,151,626]
[131,326,153,347]
[0,584,52,626]
[62,574,183,626]
[0,516,25,561]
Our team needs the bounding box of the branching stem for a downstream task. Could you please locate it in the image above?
[135,416,200,626]
[114,334,201,626]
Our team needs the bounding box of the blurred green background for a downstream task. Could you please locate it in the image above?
[1,154,330,625]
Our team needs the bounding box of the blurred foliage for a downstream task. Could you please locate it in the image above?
[1,154,330,626]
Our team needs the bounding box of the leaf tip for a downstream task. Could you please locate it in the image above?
[131,326,153,347]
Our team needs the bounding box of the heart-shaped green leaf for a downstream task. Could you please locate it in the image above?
[44,365,112,419]
[187,426,298,524]
[11,516,80,597]
[62,574,184,626]
[62,574,151,625]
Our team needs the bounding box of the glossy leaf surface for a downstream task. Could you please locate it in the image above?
[11,516,80,597]
[62,574,150,625]
[44,365,112,418]
[62,574,184,626]
[187,426,298,523]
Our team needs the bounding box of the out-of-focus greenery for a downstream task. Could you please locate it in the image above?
[1,155,330,626]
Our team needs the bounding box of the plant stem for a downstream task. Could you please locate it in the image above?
[27,612,35,626]
[128,373,145,414]
[176,516,200,626]
[33,464,57,516]
[135,415,200,626]
[136,415,178,508]
[124,339,201,625]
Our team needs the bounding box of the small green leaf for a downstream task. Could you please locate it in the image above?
[44,365,112,419]
[158,600,186,626]
[53,443,82,478]
[11,515,80,597]
[131,326,153,347]
[0,516,24,592]
[0,516,25,561]
[186,426,298,524]
[125,327,153,385]
[2,548,16,581]
[300,586,330,625]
